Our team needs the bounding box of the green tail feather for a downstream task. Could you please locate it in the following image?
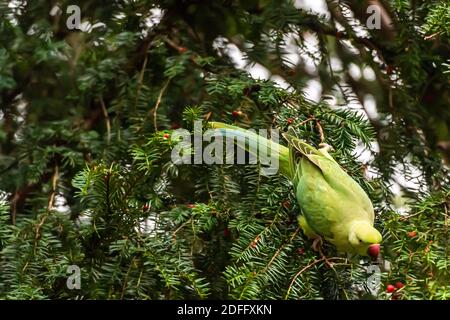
[208,122,291,177]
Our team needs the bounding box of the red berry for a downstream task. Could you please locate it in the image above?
[297,248,305,255]
[178,46,188,54]
[142,203,150,212]
[187,204,195,209]
[163,133,170,140]
[424,240,433,253]
[287,118,294,125]
[282,200,291,209]
[336,31,343,38]
[250,236,260,248]
[395,282,404,289]
[386,284,395,293]
[407,231,417,238]
[223,228,230,237]
[386,65,393,75]
[232,110,243,117]
[368,243,380,258]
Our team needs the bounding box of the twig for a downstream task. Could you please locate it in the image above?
[99,96,111,145]
[312,237,334,267]
[34,165,59,250]
[285,258,324,299]
[11,190,19,225]
[172,219,192,241]
[318,245,334,268]
[399,208,426,221]
[291,115,325,143]
[239,219,276,261]
[388,88,395,113]
[424,31,442,40]
[164,37,185,52]
[444,201,449,262]
[120,258,136,300]
[261,227,301,274]
[237,225,300,299]
[133,41,151,112]
[298,117,315,126]
[284,257,345,299]
[316,120,325,143]
[152,79,170,131]
[444,201,448,229]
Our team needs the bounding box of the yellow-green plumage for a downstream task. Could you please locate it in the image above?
[283,133,382,256]
[208,122,382,256]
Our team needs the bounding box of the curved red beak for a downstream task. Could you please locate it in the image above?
[368,244,380,258]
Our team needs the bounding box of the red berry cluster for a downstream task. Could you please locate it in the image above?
[386,282,404,295]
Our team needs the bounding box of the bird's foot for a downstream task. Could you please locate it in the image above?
[311,237,323,252]
[311,237,333,268]
[319,248,334,268]
[319,143,335,152]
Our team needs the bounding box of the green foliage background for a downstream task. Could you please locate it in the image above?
[0,0,448,299]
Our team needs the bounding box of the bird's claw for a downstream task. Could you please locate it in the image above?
[311,237,334,268]
[311,237,323,252]
[319,143,335,152]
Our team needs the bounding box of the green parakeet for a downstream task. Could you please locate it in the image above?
[209,121,382,257]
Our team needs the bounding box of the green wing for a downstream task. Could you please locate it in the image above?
[282,133,374,237]
[283,133,322,182]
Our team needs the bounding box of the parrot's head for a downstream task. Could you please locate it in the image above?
[349,222,382,258]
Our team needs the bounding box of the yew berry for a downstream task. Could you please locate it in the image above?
[232,110,243,117]
[407,231,417,238]
[395,282,404,289]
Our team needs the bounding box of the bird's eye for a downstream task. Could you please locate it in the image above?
[358,239,363,244]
